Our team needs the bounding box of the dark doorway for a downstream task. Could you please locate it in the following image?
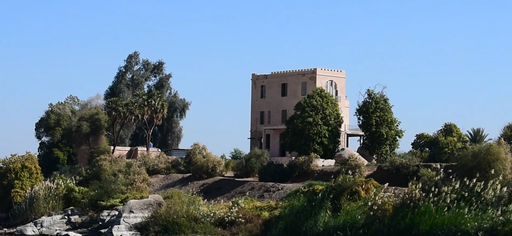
[265,134,271,151]
[279,133,286,157]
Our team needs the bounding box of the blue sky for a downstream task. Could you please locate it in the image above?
[1,1,511,158]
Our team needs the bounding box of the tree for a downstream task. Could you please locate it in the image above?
[104,51,190,149]
[411,122,468,163]
[354,87,404,162]
[35,95,110,176]
[281,87,343,159]
[133,91,168,152]
[465,127,491,145]
[229,148,246,160]
[104,98,135,154]
[498,122,512,145]
[0,152,43,212]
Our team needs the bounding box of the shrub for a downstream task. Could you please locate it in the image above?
[82,155,151,210]
[288,154,318,177]
[9,177,79,225]
[380,155,421,180]
[135,189,222,236]
[455,142,512,182]
[0,152,44,212]
[138,153,176,176]
[233,148,269,178]
[184,143,225,179]
[225,159,236,172]
[258,162,293,183]
[337,154,366,177]
[263,175,380,236]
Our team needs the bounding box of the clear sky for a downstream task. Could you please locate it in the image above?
[1,1,511,158]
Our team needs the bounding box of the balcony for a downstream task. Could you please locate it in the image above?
[345,125,364,136]
[348,125,361,132]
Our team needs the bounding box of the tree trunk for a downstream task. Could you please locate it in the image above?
[146,132,151,153]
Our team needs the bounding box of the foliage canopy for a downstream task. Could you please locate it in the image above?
[282,87,343,159]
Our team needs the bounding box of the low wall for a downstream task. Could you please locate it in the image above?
[269,157,336,167]
[112,146,162,159]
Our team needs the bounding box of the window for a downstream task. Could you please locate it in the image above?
[324,80,339,101]
[301,81,307,96]
[265,134,271,151]
[281,83,288,97]
[260,85,266,99]
[267,111,271,124]
[259,111,265,125]
[281,109,287,124]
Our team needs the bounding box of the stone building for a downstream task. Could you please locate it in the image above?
[249,68,364,158]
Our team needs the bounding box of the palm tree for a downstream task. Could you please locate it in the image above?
[465,127,491,145]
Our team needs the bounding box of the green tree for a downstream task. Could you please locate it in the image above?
[229,148,246,160]
[133,91,168,152]
[104,51,190,149]
[35,95,110,176]
[354,87,404,162]
[104,98,136,154]
[0,152,43,212]
[465,127,491,145]
[411,122,468,162]
[282,87,343,159]
[498,122,512,145]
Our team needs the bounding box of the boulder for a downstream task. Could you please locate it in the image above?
[100,194,165,236]
[15,207,84,236]
[15,223,38,236]
[335,148,368,166]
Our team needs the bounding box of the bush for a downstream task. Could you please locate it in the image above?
[337,154,366,177]
[82,155,151,210]
[455,141,512,182]
[288,154,318,177]
[9,177,79,225]
[0,152,44,212]
[263,175,380,236]
[233,148,269,178]
[380,155,421,180]
[225,159,236,172]
[184,143,225,179]
[258,162,293,183]
[138,153,177,176]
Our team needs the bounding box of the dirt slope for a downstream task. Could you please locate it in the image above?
[150,166,382,202]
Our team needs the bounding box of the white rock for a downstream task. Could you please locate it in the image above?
[15,222,39,236]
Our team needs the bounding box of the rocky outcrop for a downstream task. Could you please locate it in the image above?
[15,208,83,236]
[99,194,165,236]
[14,195,165,236]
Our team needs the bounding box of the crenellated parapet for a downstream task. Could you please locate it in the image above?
[261,68,344,75]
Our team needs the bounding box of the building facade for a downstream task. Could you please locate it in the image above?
[249,68,363,158]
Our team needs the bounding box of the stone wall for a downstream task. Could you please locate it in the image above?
[112,146,162,159]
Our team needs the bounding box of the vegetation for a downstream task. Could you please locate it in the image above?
[355,87,404,162]
[35,95,110,177]
[499,122,512,146]
[229,148,246,160]
[104,51,191,150]
[281,87,343,159]
[455,141,512,182]
[233,148,269,178]
[184,142,225,179]
[411,122,468,162]
[0,152,44,212]
[466,127,491,145]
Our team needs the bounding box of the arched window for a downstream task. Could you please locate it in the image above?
[324,80,339,99]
